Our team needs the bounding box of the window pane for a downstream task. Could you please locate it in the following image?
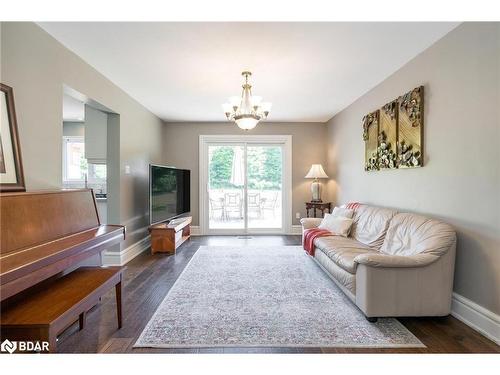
[88,163,107,181]
[247,145,282,229]
[208,145,245,230]
[66,141,86,180]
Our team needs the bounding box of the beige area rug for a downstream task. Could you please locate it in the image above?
[135,246,425,348]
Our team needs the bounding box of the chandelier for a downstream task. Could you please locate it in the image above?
[222,71,272,130]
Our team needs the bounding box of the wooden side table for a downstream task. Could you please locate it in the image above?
[305,202,332,218]
[149,216,192,254]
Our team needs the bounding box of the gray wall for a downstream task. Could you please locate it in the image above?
[1,22,164,249]
[325,23,500,314]
[62,121,84,137]
[162,122,328,226]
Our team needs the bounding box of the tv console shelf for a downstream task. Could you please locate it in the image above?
[148,216,192,254]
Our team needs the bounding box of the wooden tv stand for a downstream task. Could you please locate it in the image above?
[148,216,192,254]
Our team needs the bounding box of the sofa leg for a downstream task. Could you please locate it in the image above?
[366,316,378,323]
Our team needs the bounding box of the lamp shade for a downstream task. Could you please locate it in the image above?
[235,116,259,130]
[305,164,329,179]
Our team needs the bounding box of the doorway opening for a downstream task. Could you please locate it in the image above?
[61,85,120,229]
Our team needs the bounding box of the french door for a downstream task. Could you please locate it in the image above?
[199,135,292,235]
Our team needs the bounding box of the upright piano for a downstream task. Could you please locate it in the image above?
[0,189,126,352]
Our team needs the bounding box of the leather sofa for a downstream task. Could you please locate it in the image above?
[300,204,456,321]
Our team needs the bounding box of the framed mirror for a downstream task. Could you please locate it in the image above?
[1,83,25,192]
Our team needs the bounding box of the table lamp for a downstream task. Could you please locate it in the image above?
[305,164,329,202]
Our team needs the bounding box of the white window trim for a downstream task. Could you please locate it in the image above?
[199,134,292,235]
[62,135,85,183]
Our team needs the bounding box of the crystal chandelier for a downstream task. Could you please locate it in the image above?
[222,71,272,130]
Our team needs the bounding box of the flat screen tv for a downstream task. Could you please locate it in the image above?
[149,164,190,225]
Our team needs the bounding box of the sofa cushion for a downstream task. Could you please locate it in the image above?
[314,236,378,274]
[314,250,357,296]
[381,213,456,257]
[331,206,354,218]
[350,205,398,249]
[318,214,353,236]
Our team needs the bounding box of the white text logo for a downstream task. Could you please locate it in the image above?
[1,339,49,353]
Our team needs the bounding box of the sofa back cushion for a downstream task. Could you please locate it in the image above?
[381,213,456,256]
[331,206,354,219]
[350,205,397,249]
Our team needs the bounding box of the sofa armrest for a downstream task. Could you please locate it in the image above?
[354,247,456,317]
[300,218,323,230]
[354,253,439,268]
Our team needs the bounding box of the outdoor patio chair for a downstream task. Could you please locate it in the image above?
[209,196,225,220]
[261,191,279,217]
[247,192,262,218]
[224,192,243,219]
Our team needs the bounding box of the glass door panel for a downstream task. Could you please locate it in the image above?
[246,145,283,230]
[208,144,245,230]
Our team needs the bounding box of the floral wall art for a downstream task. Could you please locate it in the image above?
[363,86,423,171]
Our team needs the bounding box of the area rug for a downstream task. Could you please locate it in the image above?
[134,246,424,348]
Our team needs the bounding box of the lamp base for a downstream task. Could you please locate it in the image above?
[310,180,322,202]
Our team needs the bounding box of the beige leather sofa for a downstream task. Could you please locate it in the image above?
[301,204,456,321]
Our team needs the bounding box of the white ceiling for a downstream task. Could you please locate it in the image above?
[40,22,458,122]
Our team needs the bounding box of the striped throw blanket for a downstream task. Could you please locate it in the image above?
[345,202,361,210]
[303,202,361,256]
[303,228,333,256]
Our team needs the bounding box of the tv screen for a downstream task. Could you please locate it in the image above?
[150,165,190,224]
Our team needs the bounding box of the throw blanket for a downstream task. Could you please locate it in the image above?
[346,202,361,210]
[303,228,333,256]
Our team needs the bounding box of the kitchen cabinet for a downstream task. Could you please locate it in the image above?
[84,105,107,163]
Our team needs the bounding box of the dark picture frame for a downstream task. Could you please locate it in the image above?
[0,83,25,192]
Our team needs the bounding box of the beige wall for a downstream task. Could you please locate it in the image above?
[1,22,164,249]
[325,23,500,314]
[162,122,328,226]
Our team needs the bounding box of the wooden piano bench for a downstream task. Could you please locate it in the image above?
[0,266,124,353]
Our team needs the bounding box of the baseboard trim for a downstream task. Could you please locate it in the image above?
[191,225,201,236]
[102,237,151,266]
[290,225,302,235]
[451,292,500,345]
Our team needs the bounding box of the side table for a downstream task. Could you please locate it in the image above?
[305,202,332,218]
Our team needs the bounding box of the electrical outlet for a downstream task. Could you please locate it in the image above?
[295,212,301,219]
[124,165,131,174]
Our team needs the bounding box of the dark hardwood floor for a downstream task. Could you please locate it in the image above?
[57,235,499,353]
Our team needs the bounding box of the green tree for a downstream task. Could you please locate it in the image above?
[263,147,282,190]
[247,146,282,190]
[247,146,264,189]
[209,146,234,188]
[209,146,282,190]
